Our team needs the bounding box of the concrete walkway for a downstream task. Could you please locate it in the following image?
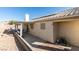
[23,33,71,51]
[23,33,79,51]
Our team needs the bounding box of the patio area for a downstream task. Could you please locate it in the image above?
[23,33,73,51]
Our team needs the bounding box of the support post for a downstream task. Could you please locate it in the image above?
[20,23,23,37]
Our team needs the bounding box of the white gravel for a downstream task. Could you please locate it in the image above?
[0,22,17,51]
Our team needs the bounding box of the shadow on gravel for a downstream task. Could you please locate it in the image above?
[3,29,13,36]
[3,29,11,34]
[14,36,26,51]
[3,29,26,51]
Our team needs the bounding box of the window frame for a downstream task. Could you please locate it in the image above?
[40,23,46,30]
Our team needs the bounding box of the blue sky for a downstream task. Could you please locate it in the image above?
[0,7,71,21]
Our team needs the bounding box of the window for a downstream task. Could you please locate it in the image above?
[40,23,45,30]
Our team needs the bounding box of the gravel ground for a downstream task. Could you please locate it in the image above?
[0,22,18,51]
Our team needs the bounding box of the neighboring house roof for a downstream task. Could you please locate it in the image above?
[31,7,79,22]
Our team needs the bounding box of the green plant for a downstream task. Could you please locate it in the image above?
[8,20,17,25]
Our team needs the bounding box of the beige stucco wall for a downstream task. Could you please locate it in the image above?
[27,17,79,47]
[56,20,79,47]
[53,23,59,41]
[22,23,27,31]
[29,21,54,43]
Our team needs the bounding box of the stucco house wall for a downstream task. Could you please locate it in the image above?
[53,18,79,47]
[29,21,54,43]
[28,18,79,47]
[22,23,27,31]
[59,20,79,47]
[53,22,59,41]
[22,15,79,47]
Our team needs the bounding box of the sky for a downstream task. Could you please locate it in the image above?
[0,7,71,21]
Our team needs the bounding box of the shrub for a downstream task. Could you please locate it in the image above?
[8,20,17,25]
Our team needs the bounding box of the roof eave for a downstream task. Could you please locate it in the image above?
[31,15,79,23]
